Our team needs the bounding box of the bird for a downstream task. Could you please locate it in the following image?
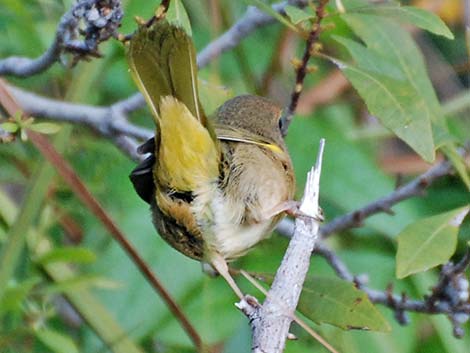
[127,19,295,298]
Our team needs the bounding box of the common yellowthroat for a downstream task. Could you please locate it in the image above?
[127,20,295,297]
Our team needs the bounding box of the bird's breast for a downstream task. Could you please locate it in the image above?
[199,141,295,260]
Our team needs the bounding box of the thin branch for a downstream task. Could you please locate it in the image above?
[241,140,325,353]
[7,84,152,162]
[274,144,468,337]
[197,0,308,68]
[30,132,206,350]
[280,0,328,136]
[320,158,455,238]
[314,243,354,281]
[0,0,123,77]
[155,0,171,20]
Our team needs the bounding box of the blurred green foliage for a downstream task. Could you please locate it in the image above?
[0,0,469,353]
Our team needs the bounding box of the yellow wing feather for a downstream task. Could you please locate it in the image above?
[128,21,219,192]
[157,96,219,191]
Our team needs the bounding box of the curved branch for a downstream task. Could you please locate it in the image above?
[8,85,151,162]
[0,39,63,78]
[3,0,307,111]
[0,0,123,77]
[8,85,152,141]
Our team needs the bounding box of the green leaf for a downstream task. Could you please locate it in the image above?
[441,144,470,190]
[0,121,18,133]
[332,57,434,162]
[21,116,34,127]
[0,277,40,314]
[167,0,192,36]
[28,122,61,134]
[332,36,405,79]
[0,138,56,301]
[12,110,23,122]
[35,246,97,265]
[298,276,391,332]
[284,5,314,24]
[337,13,452,162]
[43,258,145,353]
[396,206,470,279]
[35,328,79,353]
[353,5,454,39]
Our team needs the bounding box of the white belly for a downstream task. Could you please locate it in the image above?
[208,191,275,260]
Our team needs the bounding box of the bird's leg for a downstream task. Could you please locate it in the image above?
[262,200,324,222]
[210,253,244,299]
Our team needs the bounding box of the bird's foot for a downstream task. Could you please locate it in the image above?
[263,200,324,222]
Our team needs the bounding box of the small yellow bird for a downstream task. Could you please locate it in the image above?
[127,20,295,297]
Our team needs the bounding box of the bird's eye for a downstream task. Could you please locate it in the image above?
[278,119,283,130]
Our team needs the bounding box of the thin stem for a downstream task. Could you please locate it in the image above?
[320,159,454,238]
[280,0,329,136]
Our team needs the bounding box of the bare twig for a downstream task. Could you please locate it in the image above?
[280,0,329,136]
[0,0,123,77]
[197,0,308,68]
[241,140,325,353]
[240,269,339,353]
[314,242,354,281]
[155,0,171,20]
[7,84,150,161]
[29,131,206,350]
[7,85,151,140]
[320,159,455,238]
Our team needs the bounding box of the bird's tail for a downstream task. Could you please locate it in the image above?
[127,20,219,193]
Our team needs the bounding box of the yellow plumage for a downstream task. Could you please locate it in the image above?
[157,96,219,191]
